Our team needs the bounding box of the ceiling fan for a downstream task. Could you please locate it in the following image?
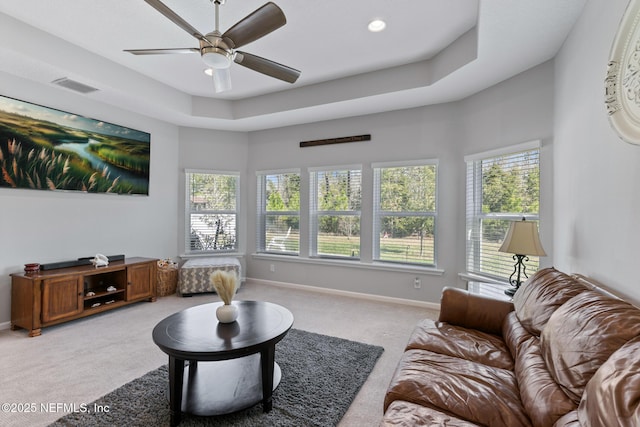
[125,0,301,92]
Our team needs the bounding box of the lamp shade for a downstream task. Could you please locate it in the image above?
[499,219,546,256]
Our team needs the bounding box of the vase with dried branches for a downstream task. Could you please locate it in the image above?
[211,270,239,323]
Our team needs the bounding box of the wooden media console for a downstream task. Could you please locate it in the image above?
[11,257,158,337]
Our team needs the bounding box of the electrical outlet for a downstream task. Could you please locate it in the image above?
[270,264,275,272]
[414,277,421,289]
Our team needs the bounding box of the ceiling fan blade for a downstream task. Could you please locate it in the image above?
[125,48,199,55]
[222,2,286,49]
[144,0,208,42]
[234,51,300,84]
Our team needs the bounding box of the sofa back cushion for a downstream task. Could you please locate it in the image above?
[516,335,577,427]
[503,311,576,427]
[578,336,640,427]
[512,267,587,336]
[541,290,640,404]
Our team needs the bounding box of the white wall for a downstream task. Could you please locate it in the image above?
[554,0,640,304]
[0,72,180,325]
[245,60,555,303]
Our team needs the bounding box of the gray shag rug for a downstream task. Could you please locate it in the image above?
[49,329,384,427]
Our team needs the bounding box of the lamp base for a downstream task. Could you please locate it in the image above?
[504,253,528,298]
[504,287,517,298]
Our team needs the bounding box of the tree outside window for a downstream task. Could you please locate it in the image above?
[258,171,300,254]
[186,171,238,253]
[374,162,437,266]
[310,167,361,259]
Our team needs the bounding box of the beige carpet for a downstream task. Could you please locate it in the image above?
[0,280,438,427]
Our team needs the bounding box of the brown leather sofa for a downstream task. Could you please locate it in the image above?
[382,267,640,426]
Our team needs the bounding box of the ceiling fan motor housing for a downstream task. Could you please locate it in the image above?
[200,33,232,68]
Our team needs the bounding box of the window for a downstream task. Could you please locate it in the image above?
[257,170,300,254]
[185,170,238,253]
[465,141,541,280]
[310,166,362,259]
[373,161,438,266]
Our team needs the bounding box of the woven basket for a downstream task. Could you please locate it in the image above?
[157,267,178,297]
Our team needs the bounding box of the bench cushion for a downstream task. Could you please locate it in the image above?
[178,257,241,295]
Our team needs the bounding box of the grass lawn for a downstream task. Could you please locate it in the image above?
[266,231,435,264]
[264,232,541,279]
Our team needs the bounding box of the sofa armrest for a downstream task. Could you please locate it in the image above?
[438,287,514,336]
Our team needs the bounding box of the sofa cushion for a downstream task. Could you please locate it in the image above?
[438,287,514,335]
[384,349,532,427]
[503,311,535,357]
[503,311,577,426]
[541,290,640,404]
[515,334,577,427]
[381,400,481,426]
[406,319,514,370]
[578,336,640,427]
[512,267,588,336]
[553,411,580,427]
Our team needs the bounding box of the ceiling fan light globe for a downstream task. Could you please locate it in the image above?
[213,67,232,93]
[201,47,232,69]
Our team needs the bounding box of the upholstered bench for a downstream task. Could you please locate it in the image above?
[178,257,241,296]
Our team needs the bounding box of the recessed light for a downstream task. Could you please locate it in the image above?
[368,19,386,32]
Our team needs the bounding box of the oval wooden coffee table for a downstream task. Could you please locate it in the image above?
[152,300,294,426]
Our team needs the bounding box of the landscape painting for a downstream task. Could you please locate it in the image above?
[0,95,150,195]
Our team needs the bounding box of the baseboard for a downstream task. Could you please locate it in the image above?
[247,277,441,311]
[0,320,10,331]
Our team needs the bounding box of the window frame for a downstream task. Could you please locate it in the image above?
[256,169,301,255]
[465,140,541,282]
[184,169,240,255]
[372,159,439,267]
[309,165,362,260]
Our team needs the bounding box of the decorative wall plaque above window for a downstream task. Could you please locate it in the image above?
[606,0,640,145]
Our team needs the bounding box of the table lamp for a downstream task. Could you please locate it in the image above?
[499,217,546,297]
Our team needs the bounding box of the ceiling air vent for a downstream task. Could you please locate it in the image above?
[51,78,99,94]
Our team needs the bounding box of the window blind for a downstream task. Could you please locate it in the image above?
[373,161,438,266]
[310,167,362,259]
[256,171,300,254]
[185,171,239,253]
[465,144,541,280]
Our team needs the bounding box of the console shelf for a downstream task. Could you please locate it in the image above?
[10,257,158,337]
[84,288,126,301]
